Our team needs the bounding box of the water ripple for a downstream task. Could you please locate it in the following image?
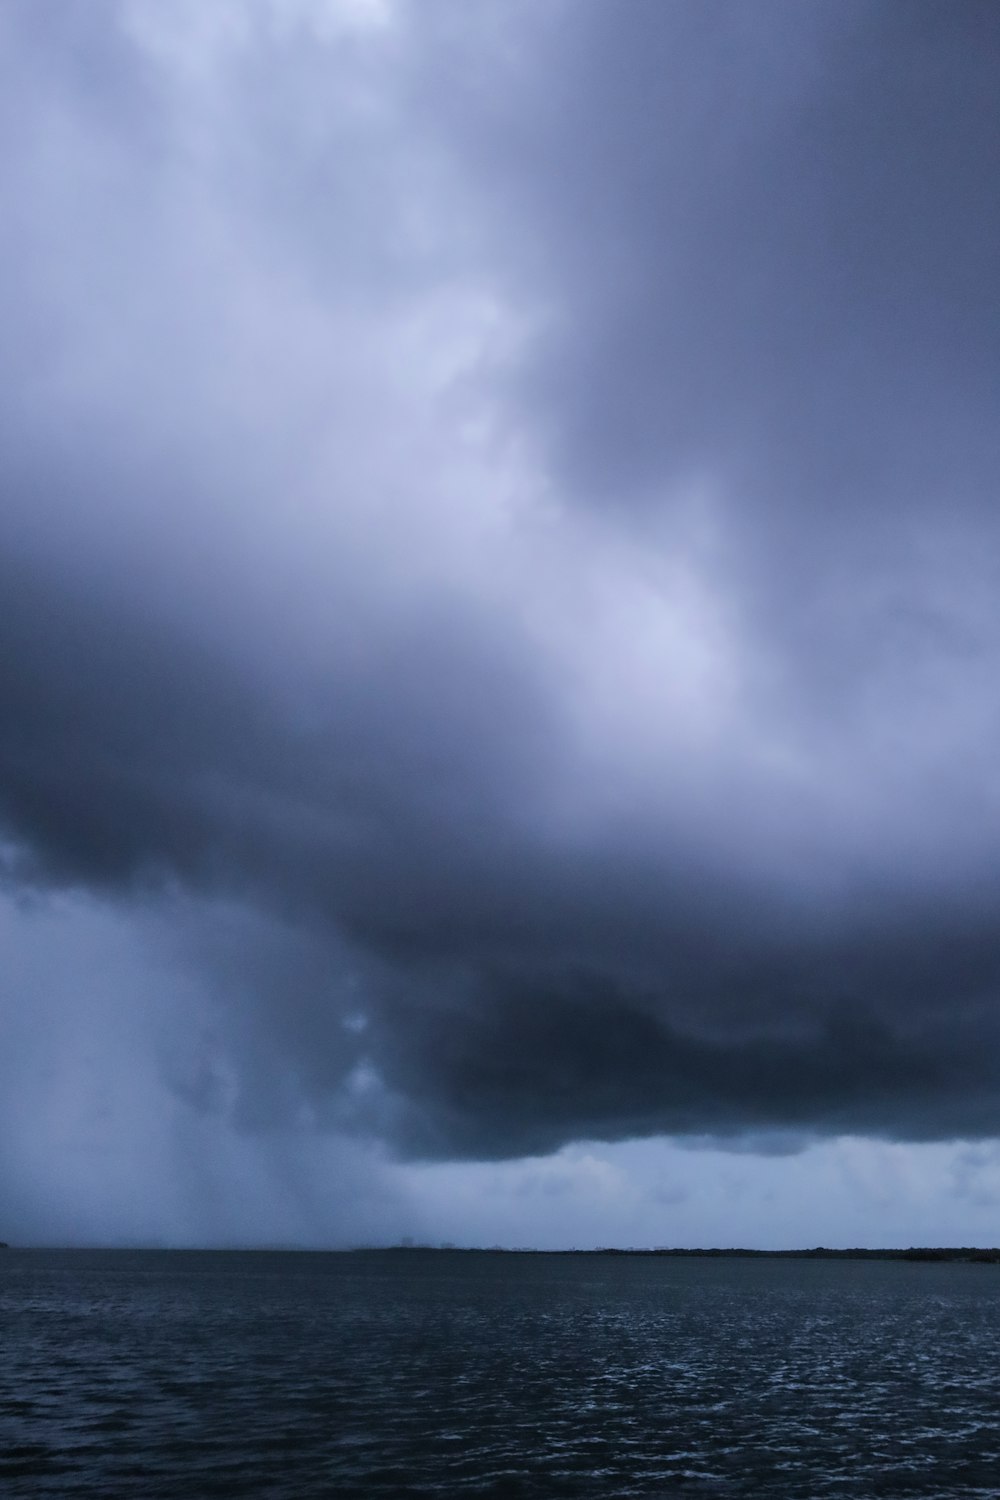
[2,1250,999,1496]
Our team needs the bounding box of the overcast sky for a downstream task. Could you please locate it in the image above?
[3,0,1000,1248]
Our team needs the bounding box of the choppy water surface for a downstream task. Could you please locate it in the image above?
[2,1249,999,1497]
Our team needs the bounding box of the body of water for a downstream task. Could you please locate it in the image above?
[2,1248,999,1496]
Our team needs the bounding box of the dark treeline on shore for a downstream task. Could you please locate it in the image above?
[4,1245,998,1260]
[360,1245,1000,1263]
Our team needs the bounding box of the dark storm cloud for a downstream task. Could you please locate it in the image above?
[3,0,1000,1164]
[410,0,1000,741]
[423,0,999,509]
[0,551,559,909]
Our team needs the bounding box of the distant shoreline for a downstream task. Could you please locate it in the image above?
[6,1244,999,1261]
[352,1245,1000,1263]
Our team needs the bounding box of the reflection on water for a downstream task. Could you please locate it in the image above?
[2,1249,999,1497]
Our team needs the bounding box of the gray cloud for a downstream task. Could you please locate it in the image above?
[3,0,1000,1192]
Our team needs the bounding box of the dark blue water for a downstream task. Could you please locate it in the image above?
[2,1249,999,1497]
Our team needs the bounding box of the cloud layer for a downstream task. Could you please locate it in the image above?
[3,0,1000,1193]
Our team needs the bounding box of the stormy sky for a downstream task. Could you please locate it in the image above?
[3,0,1000,1248]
